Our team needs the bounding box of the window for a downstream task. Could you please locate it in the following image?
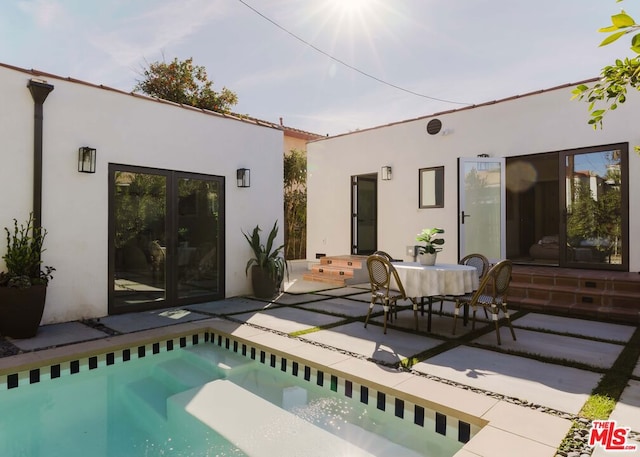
[419,166,444,208]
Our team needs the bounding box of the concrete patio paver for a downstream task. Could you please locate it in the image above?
[295,297,370,317]
[186,297,278,315]
[473,328,625,369]
[412,346,602,414]
[301,321,443,364]
[98,307,210,333]
[608,380,640,433]
[230,306,346,334]
[9,321,108,352]
[513,313,636,342]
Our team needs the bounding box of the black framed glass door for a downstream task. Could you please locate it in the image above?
[351,174,377,255]
[560,144,628,270]
[109,165,225,314]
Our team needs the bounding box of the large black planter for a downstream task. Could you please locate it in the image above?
[251,266,279,299]
[0,285,47,338]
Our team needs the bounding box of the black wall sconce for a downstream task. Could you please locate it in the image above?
[381,166,392,181]
[78,147,96,173]
[237,168,250,187]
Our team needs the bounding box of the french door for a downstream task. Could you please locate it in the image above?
[458,157,506,263]
[108,164,225,314]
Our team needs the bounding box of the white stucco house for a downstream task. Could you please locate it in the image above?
[0,62,285,325]
[307,80,640,274]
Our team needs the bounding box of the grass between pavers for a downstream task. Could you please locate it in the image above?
[556,325,640,454]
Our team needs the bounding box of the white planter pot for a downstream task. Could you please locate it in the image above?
[418,252,437,266]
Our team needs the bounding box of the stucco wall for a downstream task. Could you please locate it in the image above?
[307,83,640,271]
[0,65,284,324]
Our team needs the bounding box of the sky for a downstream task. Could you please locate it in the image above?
[0,0,637,136]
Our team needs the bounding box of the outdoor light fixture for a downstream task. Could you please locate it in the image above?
[236,168,250,187]
[381,166,392,181]
[78,147,96,173]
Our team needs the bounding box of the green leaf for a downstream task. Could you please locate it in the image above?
[600,31,627,47]
[591,109,606,116]
[599,25,619,33]
[612,12,635,28]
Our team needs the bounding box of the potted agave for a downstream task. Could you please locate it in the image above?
[0,214,54,338]
[243,221,288,299]
[415,228,445,266]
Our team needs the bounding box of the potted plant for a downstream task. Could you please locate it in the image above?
[415,228,445,266]
[243,221,288,299]
[0,214,54,338]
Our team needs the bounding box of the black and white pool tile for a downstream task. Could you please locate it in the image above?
[0,331,209,390]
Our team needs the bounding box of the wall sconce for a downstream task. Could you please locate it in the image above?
[236,168,250,187]
[381,166,392,181]
[78,147,96,173]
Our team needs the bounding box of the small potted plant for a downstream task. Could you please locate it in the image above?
[0,214,55,338]
[415,228,445,265]
[243,221,288,299]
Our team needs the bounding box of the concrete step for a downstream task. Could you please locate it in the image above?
[167,379,377,457]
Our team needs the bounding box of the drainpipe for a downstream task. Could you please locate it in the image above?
[27,78,54,231]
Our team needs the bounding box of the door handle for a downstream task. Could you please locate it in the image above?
[461,211,471,224]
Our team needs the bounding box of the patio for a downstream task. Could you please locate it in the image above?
[0,260,639,456]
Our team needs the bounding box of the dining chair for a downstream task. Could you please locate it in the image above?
[364,254,418,334]
[451,259,516,345]
[438,253,490,315]
[372,250,394,262]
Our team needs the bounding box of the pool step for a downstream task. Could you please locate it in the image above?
[154,357,219,391]
[121,376,174,430]
[167,379,377,457]
[182,344,255,376]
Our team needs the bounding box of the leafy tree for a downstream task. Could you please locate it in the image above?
[135,57,238,113]
[572,1,640,137]
[284,149,307,259]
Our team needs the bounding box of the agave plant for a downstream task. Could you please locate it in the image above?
[243,221,287,282]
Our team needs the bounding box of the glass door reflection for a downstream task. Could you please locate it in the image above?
[561,147,626,268]
[112,170,167,310]
[176,176,221,300]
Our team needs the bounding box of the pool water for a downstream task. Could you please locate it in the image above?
[0,343,463,457]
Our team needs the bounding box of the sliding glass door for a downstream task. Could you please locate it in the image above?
[109,165,225,314]
[560,144,628,270]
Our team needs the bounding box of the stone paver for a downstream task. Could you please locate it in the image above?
[300,321,442,364]
[473,328,625,369]
[513,313,636,342]
[186,297,276,315]
[609,380,640,433]
[231,307,345,334]
[296,297,370,317]
[413,346,602,414]
[9,322,108,351]
[99,308,209,333]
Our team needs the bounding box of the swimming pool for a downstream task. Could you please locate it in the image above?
[0,329,471,456]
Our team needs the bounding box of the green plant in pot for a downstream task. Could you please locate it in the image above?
[0,214,55,338]
[415,228,445,266]
[243,221,288,299]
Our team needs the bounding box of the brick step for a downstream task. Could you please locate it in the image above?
[301,272,346,286]
[310,264,355,278]
[510,281,640,309]
[319,255,366,269]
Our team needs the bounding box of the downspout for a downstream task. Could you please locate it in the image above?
[27,78,54,230]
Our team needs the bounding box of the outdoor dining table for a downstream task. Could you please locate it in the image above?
[391,262,479,332]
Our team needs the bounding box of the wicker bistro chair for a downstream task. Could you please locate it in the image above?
[452,259,517,345]
[438,253,490,315]
[364,255,419,334]
[372,250,394,262]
